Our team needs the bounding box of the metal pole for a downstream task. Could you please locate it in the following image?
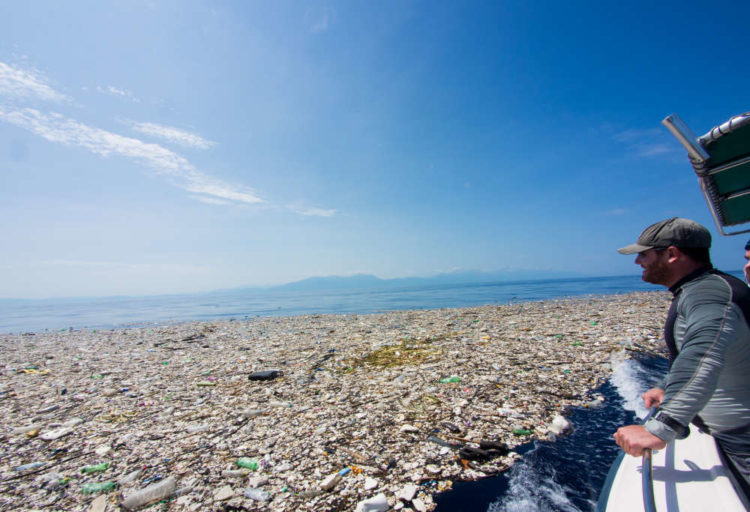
[662,113,710,163]
[642,407,658,512]
[642,448,657,512]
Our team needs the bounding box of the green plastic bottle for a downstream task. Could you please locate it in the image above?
[512,428,533,436]
[439,376,461,384]
[81,481,116,494]
[81,463,109,473]
[236,458,259,470]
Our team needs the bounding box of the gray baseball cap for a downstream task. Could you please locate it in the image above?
[617,217,712,255]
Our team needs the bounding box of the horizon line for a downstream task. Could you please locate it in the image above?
[0,271,658,301]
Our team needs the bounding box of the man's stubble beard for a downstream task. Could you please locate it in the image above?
[642,258,670,286]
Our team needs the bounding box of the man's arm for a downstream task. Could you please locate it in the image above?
[645,285,739,442]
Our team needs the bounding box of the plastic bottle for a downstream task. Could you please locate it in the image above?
[438,376,461,383]
[44,476,69,490]
[117,468,143,485]
[14,462,46,472]
[81,463,109,473]
[236,458,259,470]
[171,486,193,498]
[320,472,342,491]
[320,468,350,492]
[120,476,176,510]
[244,487,271,501]
[81,481,116,494]
[269,400,292,408]
[512,428,532,436]
[37,471,65,489]
[40,427,74,441]
[221,469,248,478]
[12,424,42,435]
[186,424,208,434]
[242,409,265,418]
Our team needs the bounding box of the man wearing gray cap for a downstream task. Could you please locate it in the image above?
[613,217,750,496]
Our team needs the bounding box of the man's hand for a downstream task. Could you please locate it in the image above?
[642,387,664,408]
[613,425,666,457]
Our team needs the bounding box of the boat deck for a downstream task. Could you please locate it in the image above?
[598,425,748,511]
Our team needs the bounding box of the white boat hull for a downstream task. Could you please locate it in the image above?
[598,425,748,511]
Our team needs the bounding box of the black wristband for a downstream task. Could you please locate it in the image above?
[654,411,689,439]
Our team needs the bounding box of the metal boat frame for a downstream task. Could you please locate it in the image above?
[663,112,750,236]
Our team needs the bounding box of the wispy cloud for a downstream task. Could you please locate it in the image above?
[129,121,215,149]
[0,61,336,216]
[613,127,680,158]
[311,16,329,33]
[289,205,337,217]
[97,84,140,103]
[0,61,69,102]
[0,106,263,205]
[632,143,673,157]
[305,7,334,33]
[612,128,663,143]
[190,195,231,205]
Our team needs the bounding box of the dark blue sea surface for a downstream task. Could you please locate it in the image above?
[0,274,666,334]
[434,356,669,512]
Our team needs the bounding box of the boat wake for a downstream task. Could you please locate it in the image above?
[609,352,665,419]
[487,448,582,512]
[483,354,668,512]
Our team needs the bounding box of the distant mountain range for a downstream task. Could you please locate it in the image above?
[268,270,584,292]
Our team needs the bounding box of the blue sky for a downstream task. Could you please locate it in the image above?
[1,1,749,298]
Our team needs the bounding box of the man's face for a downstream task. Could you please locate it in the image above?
[744,249,750,283]
[635,248,670,285]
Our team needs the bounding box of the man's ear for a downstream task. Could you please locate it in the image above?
[665,246,681,263]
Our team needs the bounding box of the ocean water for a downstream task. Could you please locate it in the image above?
[0,274,678,510]
[433,356,669,512]
[0,274,663,334]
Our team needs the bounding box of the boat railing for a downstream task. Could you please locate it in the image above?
[642,407,658,512]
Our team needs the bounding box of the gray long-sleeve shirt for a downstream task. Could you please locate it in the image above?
[644,270,750,444]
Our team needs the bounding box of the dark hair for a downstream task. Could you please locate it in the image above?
[746,240,750,250]
[678,247,712,266]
